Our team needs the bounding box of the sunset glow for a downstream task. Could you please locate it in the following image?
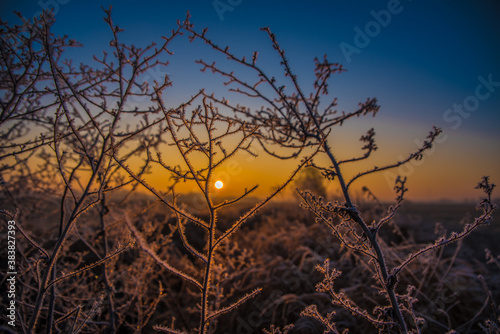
[1,1,498,203]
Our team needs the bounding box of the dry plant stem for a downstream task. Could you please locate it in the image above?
[99,194,117,333]
[46,254,57,333]
[181,20,416,331]
[181,18,409,331]
[393,178,496,278]
[25,34,103,332]
[26,130,115,333]
[255,38,400,328]
[27,165,102,332]
[324,141,408,333]
[46,126,78,333]
[154,96,259,332]
[200,117,216,333]
[200,213,215,334]
[120,91,319,332]
[45,242,131,289]
[1,9,180,333]
[125,214,203,290]
[27,14,130,331]
[254,24,409,332]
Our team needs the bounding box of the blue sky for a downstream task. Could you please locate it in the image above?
[1,0,499,200]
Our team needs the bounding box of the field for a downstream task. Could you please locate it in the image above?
[2,191,499,333]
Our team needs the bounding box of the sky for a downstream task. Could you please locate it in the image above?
[1,0,499,202]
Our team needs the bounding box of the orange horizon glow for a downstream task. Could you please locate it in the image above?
[13,115,498,205]
[137,129,499,203]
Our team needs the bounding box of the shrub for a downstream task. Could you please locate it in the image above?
[0,9,498,334]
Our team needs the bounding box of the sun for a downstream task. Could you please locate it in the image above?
[214,180,223,189]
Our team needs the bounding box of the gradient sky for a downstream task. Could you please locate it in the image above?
[1,0,499,201]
